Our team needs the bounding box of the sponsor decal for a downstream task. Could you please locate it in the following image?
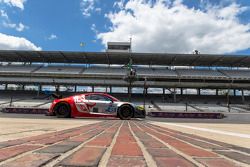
[73,95,96,113]
[105,104,116,113]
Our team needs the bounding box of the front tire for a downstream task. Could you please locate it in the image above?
[118,105,134,120]
[55,102,71,118]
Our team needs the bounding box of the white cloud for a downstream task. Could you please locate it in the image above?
[47,34,58,40]
[0,33,41,50]
[80,0,100,17]
[16,23,27,31]
[0,0,27,10]
[113,0,125,9]
[0,10,8,19]
[98,0,250,54]
[3,22,16,28]
[0,2,29,32]
[91,23,98,34]
[95,7,101,13]
[3,22,29,32]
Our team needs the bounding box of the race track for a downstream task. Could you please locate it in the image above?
[0,115,249,167]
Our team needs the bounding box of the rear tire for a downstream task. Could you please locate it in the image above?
[55,102,71,118]
[118,105,133,120]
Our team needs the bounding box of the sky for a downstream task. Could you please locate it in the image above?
[1,0,250,54]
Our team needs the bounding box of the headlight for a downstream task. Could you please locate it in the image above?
[136,106,145,111]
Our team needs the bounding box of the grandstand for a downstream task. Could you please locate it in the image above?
[0,50,250,105]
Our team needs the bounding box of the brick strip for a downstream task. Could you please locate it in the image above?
[155,157,196,167]
[147,123,226,150]
[0,153,59,167]
[195,158,240,167]
[214,150,250,165]
[108,156,146,167]
[57,147,106,167]
[30,122,109,145]
[0,121,107,149]
[57,121,121,167]
[148,123,234,149]
[0,121,110,166]
[0,140,27,149]
[107,121,147,167]
[36,143,79,154]
[0,145,42,162]
[0,120,247,167]
[142,122,247,166]
[140,122,218,158]
[131,122,195,167]
[111,122,143,156]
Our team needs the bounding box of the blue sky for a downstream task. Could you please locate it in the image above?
[1,0,250,54]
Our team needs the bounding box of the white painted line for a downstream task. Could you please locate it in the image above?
[151,122,250,139]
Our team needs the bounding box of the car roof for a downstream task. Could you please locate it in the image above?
[79,92,120,101]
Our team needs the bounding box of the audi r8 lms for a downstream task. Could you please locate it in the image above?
[47,93,146,120]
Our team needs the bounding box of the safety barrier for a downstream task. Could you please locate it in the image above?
[148,112,225,119]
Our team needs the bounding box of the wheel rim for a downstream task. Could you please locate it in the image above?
[58,105,67,115]
[121,107,131,118]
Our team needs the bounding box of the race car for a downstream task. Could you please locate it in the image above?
[47,92,146,120]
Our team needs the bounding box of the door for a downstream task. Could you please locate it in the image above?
[85,94,117,115]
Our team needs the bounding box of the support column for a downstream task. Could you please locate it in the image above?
[162,88,166,102]
[241,89,245,103]
[37,84,41,97]
[92,86,94,92]
[128,86,132,102]
[198,89,200,95]
[128,86,132,94]
[234,89,236,96]
[173,88,176,103]
[55,85,59,94]
[216,89,219,96]
[180,88,183,95]
[5,84,8,90]
[74,85,77,92]
[110,86,112,93]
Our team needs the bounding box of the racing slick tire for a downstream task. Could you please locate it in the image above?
[55,102,71,118]
[118,105,134,120]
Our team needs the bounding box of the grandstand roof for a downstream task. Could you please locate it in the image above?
[0,50,250,67]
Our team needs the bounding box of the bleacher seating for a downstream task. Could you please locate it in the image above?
[177,69,227,79]
[34,66,83,74]
[136,68,178,77]
[83,67,126,75]
[0,65,250,80]
[0,65,39,73]
[221,70,250,79]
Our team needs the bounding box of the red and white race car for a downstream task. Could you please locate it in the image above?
[47,93,146,120]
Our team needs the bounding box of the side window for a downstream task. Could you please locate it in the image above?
[86,95,112,101]
[85,95,91,100]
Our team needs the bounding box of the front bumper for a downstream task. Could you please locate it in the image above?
[134,108,146,118]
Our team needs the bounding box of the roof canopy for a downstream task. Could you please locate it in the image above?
[0,50,250,67]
